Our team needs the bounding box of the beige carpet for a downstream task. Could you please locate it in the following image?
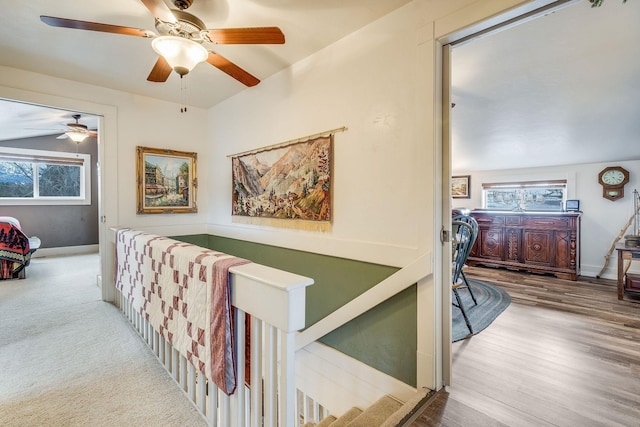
[0,253,207,427]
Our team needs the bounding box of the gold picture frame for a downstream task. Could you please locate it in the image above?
[136,146,197,214]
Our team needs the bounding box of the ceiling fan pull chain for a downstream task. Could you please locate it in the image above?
[180,75,188,113]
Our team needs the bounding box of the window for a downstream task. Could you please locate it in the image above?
[482,180,566,212]
[0,147,91,205]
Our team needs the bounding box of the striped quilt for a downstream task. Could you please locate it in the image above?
[114,229,249,395]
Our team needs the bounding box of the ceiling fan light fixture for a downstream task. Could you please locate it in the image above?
[66,130,88,143]
[151,36,208,76]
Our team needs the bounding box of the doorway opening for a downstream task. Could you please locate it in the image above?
[443,0,640,385]
[0,97,103,289]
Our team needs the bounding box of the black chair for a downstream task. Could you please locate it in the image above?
[452,219,478,334]
[452,213,479,292]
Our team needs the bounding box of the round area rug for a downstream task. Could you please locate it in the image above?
[452,279,511,342]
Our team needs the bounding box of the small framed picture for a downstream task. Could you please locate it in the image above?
[452,175,471,199]
[136,146,197,214]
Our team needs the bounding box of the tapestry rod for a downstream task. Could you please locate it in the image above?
[227,126,348,158]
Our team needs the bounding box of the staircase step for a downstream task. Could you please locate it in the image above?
[380,388,435,427]
[315,415,337,427]
[328,407,363,427]
[346,396,402,427]
[307,389,437,427]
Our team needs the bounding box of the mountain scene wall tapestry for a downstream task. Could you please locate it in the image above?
[231,135,332,230]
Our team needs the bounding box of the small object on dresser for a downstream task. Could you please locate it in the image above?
[565,199,580,211]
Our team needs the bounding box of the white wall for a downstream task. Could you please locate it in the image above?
[206,1,440,390]
[205,0,535,389]
[453,159,640,279]
[205,0,544,265]
[206,3,433,268]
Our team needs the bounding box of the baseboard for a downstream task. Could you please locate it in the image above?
[580,264,635,281]
[32,244,99,258]
[296,341,418,416]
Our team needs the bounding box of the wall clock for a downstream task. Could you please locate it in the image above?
[598,166,629,201]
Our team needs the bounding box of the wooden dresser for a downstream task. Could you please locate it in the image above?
[467,210,581,280]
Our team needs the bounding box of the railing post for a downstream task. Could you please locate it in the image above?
[279,330,296,427]
[250,316,263,426]
[235,308,246,427]
[264,325,278,427]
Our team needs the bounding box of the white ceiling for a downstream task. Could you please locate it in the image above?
[0,0,411,109]
[451,0,640,171]
[0,101,99,141]
[1,0,639,171]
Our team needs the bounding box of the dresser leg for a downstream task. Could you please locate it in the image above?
[618,251,624,300]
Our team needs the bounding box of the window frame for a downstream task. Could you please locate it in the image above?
[481,179,567,212]
[0,146,91,206]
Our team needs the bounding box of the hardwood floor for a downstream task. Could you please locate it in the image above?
[411,267,640,427]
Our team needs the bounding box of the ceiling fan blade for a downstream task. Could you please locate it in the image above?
[147,56,173,82]
[40,16,151,37]
[207,27,285,44]
[206,52,260,87]
[139,0,178,24]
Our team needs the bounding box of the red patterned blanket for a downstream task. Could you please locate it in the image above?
[114,229,249,395]
[0,222,31,279]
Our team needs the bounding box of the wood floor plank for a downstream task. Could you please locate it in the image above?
[413,389,510,427]
[411,268,640,427]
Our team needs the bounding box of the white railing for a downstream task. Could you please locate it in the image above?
[295,253,431,351]
[112,233,313,427]
[111,229,431,426]
[293,254,431,424]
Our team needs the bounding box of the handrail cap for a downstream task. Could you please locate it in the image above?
[230,263,314,292]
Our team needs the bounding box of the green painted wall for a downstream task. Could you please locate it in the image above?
[172,234,417,386]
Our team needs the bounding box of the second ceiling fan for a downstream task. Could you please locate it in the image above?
[41,0,285,87]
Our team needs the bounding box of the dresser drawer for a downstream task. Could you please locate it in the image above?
[522,216,570,228]
[473,214,505,225]
[625,273,640,294]
[505,216,521,226]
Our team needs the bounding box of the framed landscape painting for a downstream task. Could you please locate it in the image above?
[452,175,471,199]
[136,146,197,214]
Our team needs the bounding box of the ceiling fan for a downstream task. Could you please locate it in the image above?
[40,0,285,87]
[57,114,97,142]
